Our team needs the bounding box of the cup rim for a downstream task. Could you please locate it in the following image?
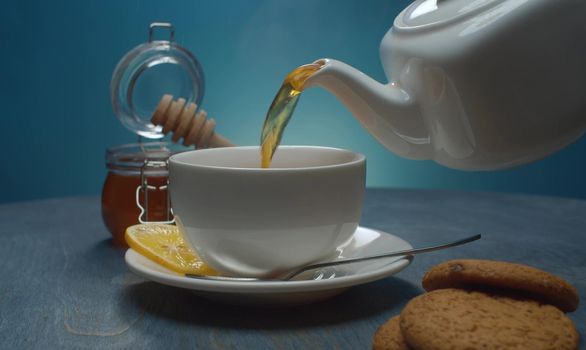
[169,145,365,172]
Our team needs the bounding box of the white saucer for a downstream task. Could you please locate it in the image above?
[125,226,413,306]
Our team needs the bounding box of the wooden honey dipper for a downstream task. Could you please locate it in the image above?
[151,94,234,148]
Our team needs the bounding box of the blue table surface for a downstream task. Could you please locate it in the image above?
[0,189,584,349]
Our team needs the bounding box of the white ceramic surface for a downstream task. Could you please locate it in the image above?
[125,226,413,306]
[306,0,586,170]
[169,146,366,278]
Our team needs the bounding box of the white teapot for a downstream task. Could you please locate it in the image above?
[306,0,586,170]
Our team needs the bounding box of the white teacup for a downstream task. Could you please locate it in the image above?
[169,146,366,277]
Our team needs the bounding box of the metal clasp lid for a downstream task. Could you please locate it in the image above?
[111,21,205,139]
[135,158,175,224]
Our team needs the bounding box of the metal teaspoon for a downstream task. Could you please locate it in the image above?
[186,233,481,282]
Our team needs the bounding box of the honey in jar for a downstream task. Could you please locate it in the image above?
[102,142,179,247]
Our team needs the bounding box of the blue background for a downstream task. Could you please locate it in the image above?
[1,0,585,203]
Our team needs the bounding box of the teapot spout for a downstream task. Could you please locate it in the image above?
[305,59,431,159]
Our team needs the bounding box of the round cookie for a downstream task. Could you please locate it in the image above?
[422,259,579,312]
[400,288,579,350]
[373,316,411,350]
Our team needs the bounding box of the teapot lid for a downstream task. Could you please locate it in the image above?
[110,23,204,139]
[396,0,504,30]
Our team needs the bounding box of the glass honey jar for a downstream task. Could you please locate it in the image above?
[102,142,184,246]
[103,23,205,247]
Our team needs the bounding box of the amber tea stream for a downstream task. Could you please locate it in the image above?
[260,62,324,168]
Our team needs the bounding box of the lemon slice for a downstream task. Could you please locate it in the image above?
[125,224,217,276]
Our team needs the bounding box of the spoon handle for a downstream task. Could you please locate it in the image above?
[282,233,481,280]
